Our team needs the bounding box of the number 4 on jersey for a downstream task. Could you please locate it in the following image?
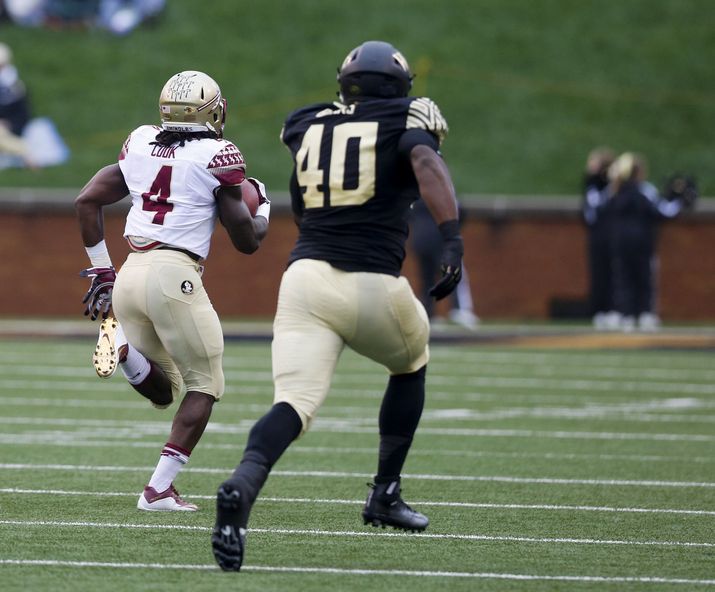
[142,165,174,224]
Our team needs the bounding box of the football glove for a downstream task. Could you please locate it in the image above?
[663,174,698,208]
[247,177,271,220]
[429,220,463,301]
[80,266,116,321]
[583,171,609,192]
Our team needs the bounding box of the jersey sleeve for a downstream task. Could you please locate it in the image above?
[207,141,246,186]
[397,128,440,157]
[406,97,449,145]
[118,132,132,161]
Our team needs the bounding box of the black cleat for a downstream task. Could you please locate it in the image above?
[362,480,429,532]
[211,482,248,571]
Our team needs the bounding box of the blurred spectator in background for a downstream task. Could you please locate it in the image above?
[97,0,165,35]
[3,0,165,34]
[3,0,97,27]
[0,41,69,170]
[2,0,47,26]
[0,41,34,167]
[409,198,479,329]
[44,0,100,28]
[603,152,694,332]
[581,147,616,329]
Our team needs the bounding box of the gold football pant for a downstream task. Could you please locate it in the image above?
[113,250,225,401]
[271,258,430,432]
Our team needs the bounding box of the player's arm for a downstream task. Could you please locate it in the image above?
[216,184,268,254]
[75,163,128,248]
[288,170,304,226]
[411,144,460,225]
[404,130,464,300]
[74,163,128,320]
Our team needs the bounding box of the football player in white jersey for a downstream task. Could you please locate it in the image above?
[212,41,463,571]
[76,71,269,511]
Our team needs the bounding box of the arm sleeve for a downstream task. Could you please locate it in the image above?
[208,142,246,187]
[397,128,440,158]
[642,181,682,218]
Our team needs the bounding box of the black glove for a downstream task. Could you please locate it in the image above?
[583,171,609,192]
[80,266,116,320]
[429,220,463,301]
[663,174,698,208]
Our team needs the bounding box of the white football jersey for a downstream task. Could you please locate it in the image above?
[118,125,246,259]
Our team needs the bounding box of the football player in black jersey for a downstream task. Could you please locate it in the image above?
[212,40,464,571]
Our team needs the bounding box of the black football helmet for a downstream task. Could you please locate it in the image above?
[337,40,413,102]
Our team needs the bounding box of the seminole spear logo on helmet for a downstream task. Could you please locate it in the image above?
[159,71,226,135]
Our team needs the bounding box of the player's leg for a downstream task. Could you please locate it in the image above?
[129,251,224,511]
[111,253,180,408]
[212,401,303,571]
[114,320,176,408]
[213,259,344,571]
[348,273,430,531]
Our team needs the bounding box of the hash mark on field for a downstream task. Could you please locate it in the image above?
[2,488,714,516]
[0,520,713,548]
[1,559,714,585]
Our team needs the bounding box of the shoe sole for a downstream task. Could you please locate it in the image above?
[211,484,246,571]
[362,512,427,533]
[94,317,118,379]
[137,497,198,511]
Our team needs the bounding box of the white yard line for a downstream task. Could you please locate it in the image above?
[424,375,715,395]
[0,436,711,464]
[427,348,715,367]
[1,463,714,488]
[3,358,715,381]
[2,488,713,516]
[3,362,715,394]
[4,376,715,408]
[0,520,712,548]
[1,559,713,585]
[2,416,714,441]
[0,559,714,585]
[4,396,715,425]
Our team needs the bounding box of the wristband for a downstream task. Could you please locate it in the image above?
[85,239,113,268]
[437,219,461,241]
[255,201,271,221]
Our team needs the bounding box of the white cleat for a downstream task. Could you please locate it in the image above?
[93,317,119,378]
[137,484,198,511]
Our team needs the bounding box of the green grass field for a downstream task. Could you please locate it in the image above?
[0,337,713,591]
[1,0,714,195]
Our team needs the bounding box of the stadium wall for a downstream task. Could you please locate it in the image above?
[1,193,714,321]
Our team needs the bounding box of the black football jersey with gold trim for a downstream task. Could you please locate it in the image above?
[281,97,448,276]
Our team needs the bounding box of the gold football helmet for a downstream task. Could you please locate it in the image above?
[159,70,226,135]
[608,152,647,184]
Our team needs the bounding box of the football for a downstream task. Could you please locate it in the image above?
[239,179,260,217]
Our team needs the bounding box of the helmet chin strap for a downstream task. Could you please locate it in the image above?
[219,98,227,137]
